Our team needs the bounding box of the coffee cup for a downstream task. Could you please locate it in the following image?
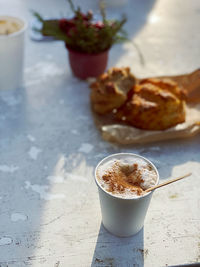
[95,153,159,237]
[0,15,27,90]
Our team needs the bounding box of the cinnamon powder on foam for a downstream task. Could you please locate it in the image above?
[101,161,145,196]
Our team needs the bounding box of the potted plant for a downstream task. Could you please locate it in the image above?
[33,0,127,79]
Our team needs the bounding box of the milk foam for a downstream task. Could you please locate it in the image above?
[0,17,23,35]
[97,156,158,198]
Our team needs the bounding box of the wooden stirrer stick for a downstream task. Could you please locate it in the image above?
[145,172,192,193]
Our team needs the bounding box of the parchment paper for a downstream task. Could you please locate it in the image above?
[92,69,200,144]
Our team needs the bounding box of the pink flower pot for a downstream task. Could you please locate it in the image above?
[67,48,109,79]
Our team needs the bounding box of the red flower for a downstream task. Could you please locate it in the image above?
[59,18,75,34]
[93,21,105,30]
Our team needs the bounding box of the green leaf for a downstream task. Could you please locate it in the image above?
[31,11,44,22]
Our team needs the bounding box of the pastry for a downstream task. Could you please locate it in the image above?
[139,78,187,100]
[116,78,186,130]
[90,67,136,115]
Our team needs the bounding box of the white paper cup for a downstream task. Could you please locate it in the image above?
[0,16,27,90]
[95,153,159,237]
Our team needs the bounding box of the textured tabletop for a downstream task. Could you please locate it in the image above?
[0,0,200,266]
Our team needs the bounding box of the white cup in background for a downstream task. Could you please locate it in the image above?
[0,16,27,90]
[95,153,159,237]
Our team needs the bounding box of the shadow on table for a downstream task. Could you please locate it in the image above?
[91,223,144,267]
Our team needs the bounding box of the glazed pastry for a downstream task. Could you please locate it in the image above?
[116,79,186,130]
[139,78,187,100]
[90,67,136,115]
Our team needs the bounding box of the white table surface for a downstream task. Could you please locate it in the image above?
[0,0,200,266]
